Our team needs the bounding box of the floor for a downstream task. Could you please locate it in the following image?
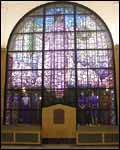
[1,144,119,149]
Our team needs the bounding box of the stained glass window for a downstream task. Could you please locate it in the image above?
[5,2,116,126]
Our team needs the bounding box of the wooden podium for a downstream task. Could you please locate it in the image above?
[42,104,76,139]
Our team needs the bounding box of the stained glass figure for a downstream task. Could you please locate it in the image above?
[89,91,99,125]
[22,93,30,123]
[31,93,40,123]
[12,93,20,125]
[78,92,88,125]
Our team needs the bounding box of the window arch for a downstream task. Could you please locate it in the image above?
[4,2,117,126]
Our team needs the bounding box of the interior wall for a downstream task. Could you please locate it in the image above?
[1,49,6,124]
[114,45,119,123]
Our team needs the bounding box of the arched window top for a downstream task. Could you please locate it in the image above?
[8,2,113,50]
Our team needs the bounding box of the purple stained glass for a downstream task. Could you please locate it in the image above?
[87,32,96,49]
[77,70,87,87]
[88,69,99,87]
[97,31,112,48]
[87,51,99,68]
[22,71,42,88]
[77,50,87,68]
[44,51,64,69]
[7,71,21,89]
[65,32,74,49]
[6,92,13,109]
[5,3,116,125]
[98,69,114,88]
[76,32,87,49]
[55,33,64,50]
[33,34,43,50]
[45,33,54,50]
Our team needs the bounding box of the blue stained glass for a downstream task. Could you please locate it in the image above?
[55,7,64,14]
[34,17,43,32]
[65,15,74,31]
[76,15,86,31]
[45,16,54,32]
[64,5,74,14]
[46,7,55,15]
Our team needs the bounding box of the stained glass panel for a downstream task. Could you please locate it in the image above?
[98,69,114,88]
[87,32,96,49]
[96,17,106,30]
[54,15,64,31]
[44,51,64,69]
[23,34,33,51]
[7,71,21,89]
[98,50,113,68]
[77,50,87,68]
[76,32,87,49]
[65,32,74,49]
[46,4,74,15]
[5,91,13,110]
[8,53,22,70]
[86,15,96,30]
[65,69,75,88]
[76,15,86,31]
[65,51,75,69]
[45,16,54,32]
[44,70,65,89]
[97,31,112,48]
[55,33,64,49]
[45,33,54,50]
[87,51,99,68]
[22,71,42,88]
[34,17,43,32]
[88,69,99,87]
[32,52,42,69]
[9,35,23,51]
[33,34,43,50]
[22,18,33,33]
[77,69,87,87]
[22,52,32,69]
[29,7,43,16]
[76,6,91,14]
[65,15,74,31]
